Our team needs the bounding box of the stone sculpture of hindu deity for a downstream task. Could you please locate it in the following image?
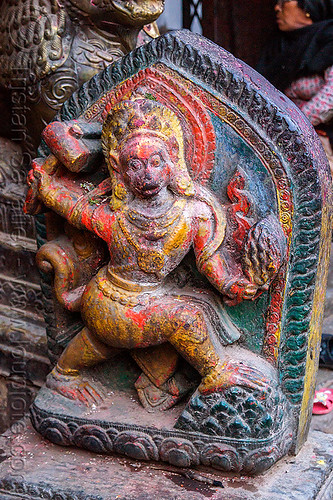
[25,31,332,474]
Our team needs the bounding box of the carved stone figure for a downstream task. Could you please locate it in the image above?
[26,31,332,474]
[28,96,284,406]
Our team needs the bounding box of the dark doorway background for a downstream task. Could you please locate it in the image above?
[183,0,277,68]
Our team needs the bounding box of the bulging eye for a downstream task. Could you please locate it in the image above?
[128,159,142,170]
[150,154,162,168]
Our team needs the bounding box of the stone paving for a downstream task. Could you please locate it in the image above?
[311,367,333,435]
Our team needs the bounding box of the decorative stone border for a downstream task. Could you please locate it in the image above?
[30,402,292,474]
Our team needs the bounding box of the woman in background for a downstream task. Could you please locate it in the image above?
[258,0,333,377]
[257,0,333,175]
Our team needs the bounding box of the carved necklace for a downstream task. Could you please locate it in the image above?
[124,199,187,231]
[117,202,189,274]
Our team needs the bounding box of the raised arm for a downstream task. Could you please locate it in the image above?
[28,158,82,220]
[24,118,106,224]
[27,157,112,234]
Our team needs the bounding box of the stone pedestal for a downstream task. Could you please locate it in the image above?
[0,421,332,500]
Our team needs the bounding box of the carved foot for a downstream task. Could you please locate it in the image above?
[135,372,196,411]
[46,367,104,407]
[199,360,269,395]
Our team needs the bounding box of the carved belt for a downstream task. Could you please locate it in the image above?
[96,268,161,306]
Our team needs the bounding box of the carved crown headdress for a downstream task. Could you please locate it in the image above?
[101,97,194,209]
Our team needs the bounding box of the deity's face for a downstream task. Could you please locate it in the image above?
[118,135,172,199]
[67,0,164,26]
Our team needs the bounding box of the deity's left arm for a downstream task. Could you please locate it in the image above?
[193,206,258,306]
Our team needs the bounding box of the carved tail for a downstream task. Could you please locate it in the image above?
[36,236,85,312]
[36,231,107,312]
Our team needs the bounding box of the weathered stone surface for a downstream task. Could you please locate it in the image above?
[0,422,332,499]
[21,28,332,474]
[0,377,37,435]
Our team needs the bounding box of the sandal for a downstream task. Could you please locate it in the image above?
[313,388,333,415]
[319,333,333,369]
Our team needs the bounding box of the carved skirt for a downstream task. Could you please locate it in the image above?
[80,266,213,351]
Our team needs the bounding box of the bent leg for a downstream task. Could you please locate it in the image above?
[57,327,118,375]
[47,327,121,405]
[166,307,221,378]
[165,307,268,394]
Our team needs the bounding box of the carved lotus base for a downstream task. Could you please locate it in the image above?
[30,357,293,475]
